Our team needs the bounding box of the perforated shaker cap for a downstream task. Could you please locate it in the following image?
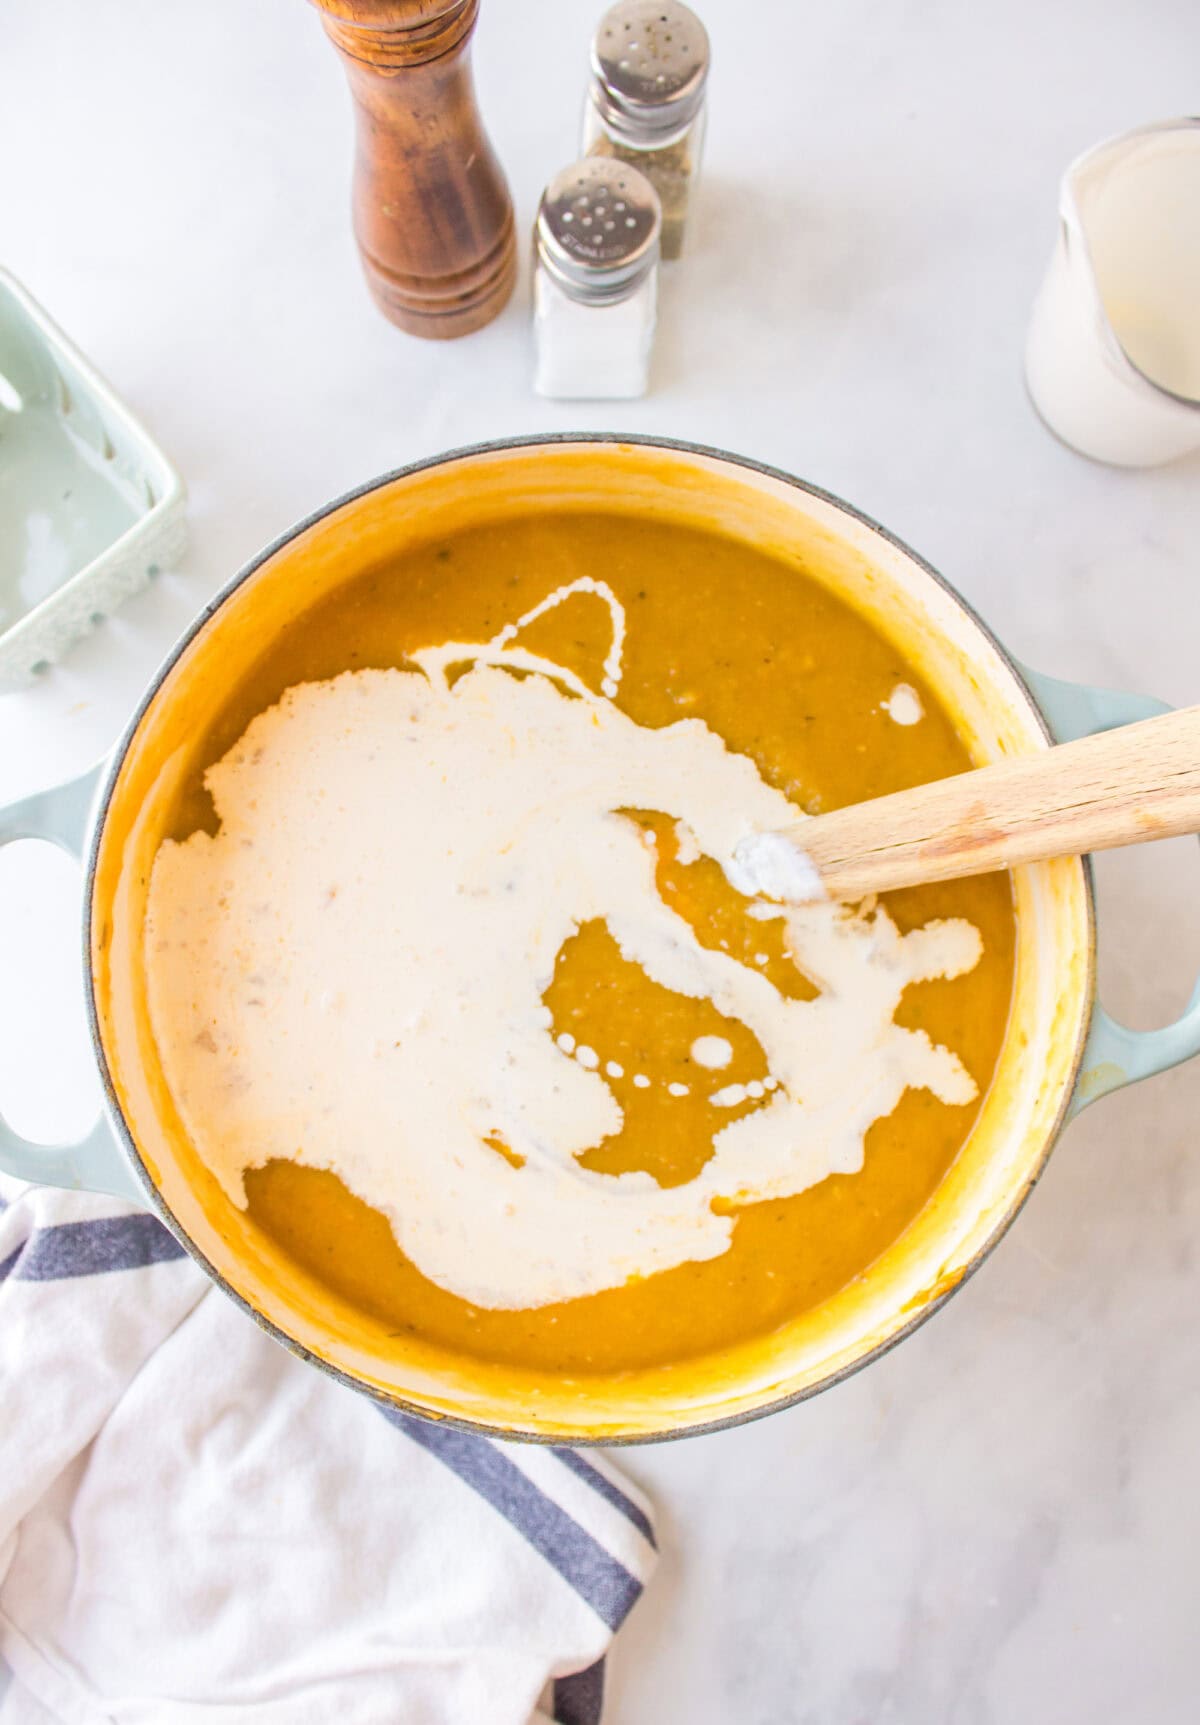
[536,159,661,303]
[589,0,710,143]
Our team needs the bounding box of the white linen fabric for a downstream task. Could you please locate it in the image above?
[0,1178,656,1725]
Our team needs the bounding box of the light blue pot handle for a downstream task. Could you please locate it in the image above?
[1018,664,1200,1116]
[0,767,144,1201]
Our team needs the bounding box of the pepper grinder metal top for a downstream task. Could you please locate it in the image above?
[588,0,710,147]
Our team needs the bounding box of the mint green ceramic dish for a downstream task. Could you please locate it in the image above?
[0,268,187,691]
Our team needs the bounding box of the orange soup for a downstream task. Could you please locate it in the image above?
[148,511,1015,1375]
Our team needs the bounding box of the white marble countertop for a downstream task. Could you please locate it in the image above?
[3,2,1199,1719]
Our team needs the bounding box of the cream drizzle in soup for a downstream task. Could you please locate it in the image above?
[145,582,982,1310]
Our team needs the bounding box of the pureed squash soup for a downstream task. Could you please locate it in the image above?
[144,511,1015,1376]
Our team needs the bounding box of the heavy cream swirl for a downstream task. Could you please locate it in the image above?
[145,583,982,1309]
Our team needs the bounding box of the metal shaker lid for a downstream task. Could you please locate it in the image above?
[536,159,661,302]
[589,1,710,143]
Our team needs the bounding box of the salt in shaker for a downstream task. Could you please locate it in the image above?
[581,0,709,261]
[533,158,662,400]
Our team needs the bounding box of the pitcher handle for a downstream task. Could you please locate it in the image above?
[1018,665,1200,1115]
[0,768,143,1199]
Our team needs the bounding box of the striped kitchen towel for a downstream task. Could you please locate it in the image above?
[0,1177,656,1725]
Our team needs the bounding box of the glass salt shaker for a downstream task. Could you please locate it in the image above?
[533,158,662,400]
[581,0,710,261]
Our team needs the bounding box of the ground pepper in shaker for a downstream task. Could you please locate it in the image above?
[581,0,709,261]
[533,158,661,400]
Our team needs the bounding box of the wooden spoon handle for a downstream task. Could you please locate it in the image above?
[785,702,1200,899]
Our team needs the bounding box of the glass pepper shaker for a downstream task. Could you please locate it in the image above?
[581,0,710,261]
[533,158,662,400]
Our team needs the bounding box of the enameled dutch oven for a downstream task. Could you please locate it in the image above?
[4,437,1199,1443]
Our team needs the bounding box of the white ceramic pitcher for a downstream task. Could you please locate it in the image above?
[1025,118,1200,466]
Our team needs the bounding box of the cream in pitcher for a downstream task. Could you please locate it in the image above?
[1026,118,1200,466]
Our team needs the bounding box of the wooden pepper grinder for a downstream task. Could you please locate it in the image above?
[309,0,516,338]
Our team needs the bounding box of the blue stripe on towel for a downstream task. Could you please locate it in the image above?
[0,1241,22,1285]
[3,1214,186,1282]
[552,1448,656,1549]
[553,1656,605,1725]
[382,1409,643,1631]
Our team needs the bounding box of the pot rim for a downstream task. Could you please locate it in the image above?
[81,432,1095,1445]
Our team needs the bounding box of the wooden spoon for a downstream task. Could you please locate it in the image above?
[736,703,1200,901]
